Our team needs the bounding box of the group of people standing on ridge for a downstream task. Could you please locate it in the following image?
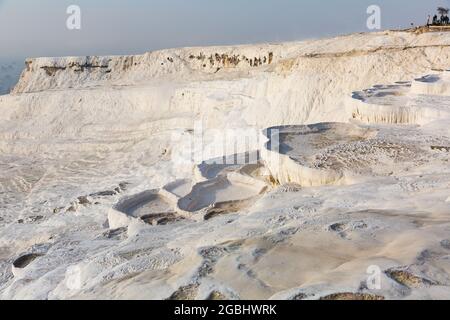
[427,7,450,26]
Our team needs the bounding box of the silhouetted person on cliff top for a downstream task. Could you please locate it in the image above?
[433,14,439,25]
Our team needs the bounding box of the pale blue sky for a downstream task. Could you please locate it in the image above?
[0,0,448,60]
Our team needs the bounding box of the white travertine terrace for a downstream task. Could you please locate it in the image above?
[1,31,450,300]
[349,73,450,125]
[412,70,450,96]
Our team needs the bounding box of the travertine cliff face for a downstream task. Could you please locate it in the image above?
[4,31,450,149]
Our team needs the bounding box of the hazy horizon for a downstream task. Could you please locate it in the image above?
[0,0,449,61]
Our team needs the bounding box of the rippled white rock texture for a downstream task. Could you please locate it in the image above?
[0,30,449,300]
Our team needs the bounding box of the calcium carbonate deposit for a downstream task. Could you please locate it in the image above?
[0,30,450,300]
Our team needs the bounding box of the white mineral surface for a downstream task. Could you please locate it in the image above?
[0,30,449,300]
